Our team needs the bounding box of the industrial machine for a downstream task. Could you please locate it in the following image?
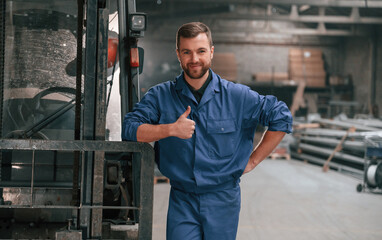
[357,136,382,193]
[0,0,154,239]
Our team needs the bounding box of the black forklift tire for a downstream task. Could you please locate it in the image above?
[356,183,363,193]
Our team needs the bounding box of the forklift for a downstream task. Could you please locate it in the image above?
[0,0,154,239]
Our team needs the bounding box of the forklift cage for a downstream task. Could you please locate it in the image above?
[0,139,154,239]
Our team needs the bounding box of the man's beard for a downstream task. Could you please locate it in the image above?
[182,62,210,79]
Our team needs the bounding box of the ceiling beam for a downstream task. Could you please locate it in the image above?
[148,4,382,25]
[148,22,370,37]
[139,0,382,8]
[212,25,369,36]
[216,6,382,24]
[148,4,233,18]
[145,33,341,46]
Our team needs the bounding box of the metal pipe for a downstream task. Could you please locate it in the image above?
[80,150,85,207]
[313,118,381,131]
[298,143,364,164]
[342,119,382,128]
[290,152,363,177]
[0,181,74,188]
[0,204,140,210]
[30,150,35,205]
[298,128,382,138]
[299,136,365,152]
[0,139,153,152]
[2,162,73,167]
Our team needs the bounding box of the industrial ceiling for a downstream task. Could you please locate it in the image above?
[137,0,382,41]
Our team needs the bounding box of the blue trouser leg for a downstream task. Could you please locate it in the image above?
[200,186,241,239]
[166,186,241,240]
[166,188,202,240]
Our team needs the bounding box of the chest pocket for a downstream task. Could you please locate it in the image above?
[207,119,237,159]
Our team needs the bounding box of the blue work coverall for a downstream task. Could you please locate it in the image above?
[122,70,293,239]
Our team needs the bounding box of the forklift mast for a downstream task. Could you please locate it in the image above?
[0,0,154,239]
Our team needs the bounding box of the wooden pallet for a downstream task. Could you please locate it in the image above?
[154,176,170,184]
[270,153,291,160]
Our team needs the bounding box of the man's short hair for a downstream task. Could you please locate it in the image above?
[176,22,213,49]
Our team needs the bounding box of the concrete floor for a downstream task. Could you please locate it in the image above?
[152,159,382,240]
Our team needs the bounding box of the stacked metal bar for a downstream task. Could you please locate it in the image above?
[290,117,382,179]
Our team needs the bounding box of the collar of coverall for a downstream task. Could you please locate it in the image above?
[175,69,220,93]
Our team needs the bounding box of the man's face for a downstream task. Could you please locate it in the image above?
[176,33,214,80]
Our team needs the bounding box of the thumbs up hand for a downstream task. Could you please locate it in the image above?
[171,106,195,139]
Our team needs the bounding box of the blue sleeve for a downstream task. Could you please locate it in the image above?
[121,88,160,141]
[243,88,293,133]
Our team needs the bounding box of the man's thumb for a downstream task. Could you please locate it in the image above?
[181,106,191,118]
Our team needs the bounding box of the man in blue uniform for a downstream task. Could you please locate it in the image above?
[122,22,292,240]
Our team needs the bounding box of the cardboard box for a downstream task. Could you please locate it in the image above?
[288,57,324,64]
[253,72,289,82]
[289,62,325,71]
[292,77,326,87]
[288,48,326,87]
[289,65,325,77]
[289,48,323,58]
[290,70,326,78]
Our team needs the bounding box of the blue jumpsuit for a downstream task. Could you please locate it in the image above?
[122,70,292,239]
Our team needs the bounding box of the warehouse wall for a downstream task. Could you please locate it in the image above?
[376,27,382,117]
[139,38,342,86]
[214,44,288,84]
[342,37,372,112]
[342,28,382,117]
[214,43,341,85]
[376,27,382,116]
[139,21,381,118]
